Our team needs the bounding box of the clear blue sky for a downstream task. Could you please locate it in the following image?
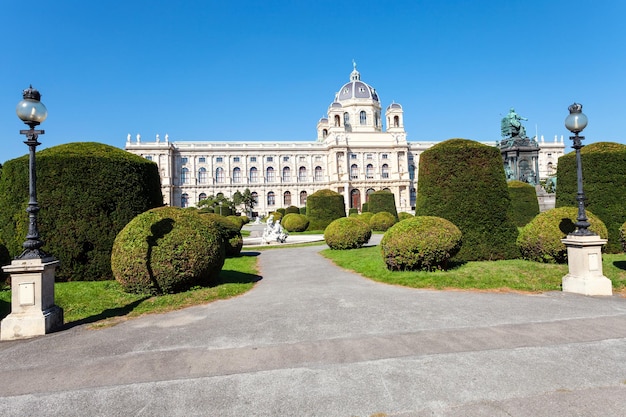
[1,0,624,164]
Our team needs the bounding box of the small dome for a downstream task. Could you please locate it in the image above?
[335,63,379,103]
[387,102,402,110]
[330,101,343,108]
[318,117,328,123]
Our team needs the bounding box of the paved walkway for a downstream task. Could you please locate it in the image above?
[1,237,625,416]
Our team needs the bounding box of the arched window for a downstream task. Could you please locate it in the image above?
[299,166,307,182]
[393,115,399,127]
[181,193,189,208]
[322,129,328,138]
[300,191,307,205]
[282,166,291,182]
[267,192,275,206]
[381,164,389,179]
[250,167,258,183]
[283,191,291,206]
[547,162,554,175]
[375,112,379,127]
[334,115,341,127]
[366,188,375,202]
[409,164,415,180]
[350,189,361,209]
[360,111,367,125]
[251,192,259,204]
[181,167,189,184]
[233,167,241,183]
[410,188,416,207]
[215,167,225,184]
[266,167,275,182]
[198,167,207,184]
[350,164,359,179]
[343,112,350,126]
[198,192,207,202]
[366,164,374,179]
[314,166,323,182]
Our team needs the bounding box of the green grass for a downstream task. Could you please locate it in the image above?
[0,253,260,328]
[321,246,626,293]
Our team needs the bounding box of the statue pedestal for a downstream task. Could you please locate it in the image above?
[561,235,612,296]
[1,257,64,340]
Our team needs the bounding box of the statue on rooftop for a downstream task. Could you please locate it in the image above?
[501,107,528,139]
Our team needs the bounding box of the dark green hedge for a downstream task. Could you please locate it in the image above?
[415,139,519,261]
[0,142,163,281]
[555,142,626,253]
[306,189,345,230]
[507,180,540,227]
[367,191,398,220]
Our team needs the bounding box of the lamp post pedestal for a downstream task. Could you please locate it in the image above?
[561,234,612,296]
[1,257,63,340]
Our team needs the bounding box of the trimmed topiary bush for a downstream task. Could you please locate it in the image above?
[111,207,225,294]
[0,240,10,282]
[276,208,286,217]
[398,212,414,221]
[282,213,310,232]
[306,189,345,230]
[416,139,519,261]
[267,211,283,222]
[507,180,540,227]
[226,215,245,230]
[381,216,462,271]
[556,142,626,253]
[620,221,626,252]
[517,207,608,263]
[361,202,370,212]
[299,206,306,215]
[285,205,300,215]
[201,213,244,257]
[368,190,398,220]
[358,212,374,224]
[348,208,358,216]
[0,142,163,281]
[324,217,372,250]
[369,211,397,232]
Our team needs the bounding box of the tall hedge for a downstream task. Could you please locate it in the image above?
[507,180,540,227]
[415,139,519,261]
[555,142,626,253]
[0,142,163,281]
[306,189,346,231]
[367,190,398,220]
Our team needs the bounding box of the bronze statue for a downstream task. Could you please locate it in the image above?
[501,107,528,139]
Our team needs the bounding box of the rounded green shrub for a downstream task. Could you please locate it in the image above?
[368,190,398,220]
[416,139,519,261]
[620,221,626,252]
[517,207,608,263]
[398,212,414,221]
[380,216,462,271]
[358,212,374,224]
[285,205,300,215]
[556,142,626,253]
[0,142,163,281]
[266,211,283,222]
[369,211,397,232]
[306,189,345,231]
[348,208,358,216]
[282,213,310,232]
[112,207,225,294]
[226,215,245,230]
[276,208,286,217]
[201,213,243,257]
[507,180,540,227]
[324,217,372,250]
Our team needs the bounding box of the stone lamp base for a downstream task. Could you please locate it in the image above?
[561,234,613,296]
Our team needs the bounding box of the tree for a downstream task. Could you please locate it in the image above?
[233,188,256,216]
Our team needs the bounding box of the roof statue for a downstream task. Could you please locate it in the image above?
[499,107,538,149]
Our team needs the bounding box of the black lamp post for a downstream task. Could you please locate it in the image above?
[564,103,592,236]
[15,85,49,259]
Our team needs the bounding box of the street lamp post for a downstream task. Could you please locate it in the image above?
[560,103,612,296]
[1,86,64,340]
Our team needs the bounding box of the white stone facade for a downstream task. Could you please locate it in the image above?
[125,65,564,216]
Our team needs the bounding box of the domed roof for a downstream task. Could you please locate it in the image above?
[335,62,379,103]
[330,101,343,108]
[387,102,402,110]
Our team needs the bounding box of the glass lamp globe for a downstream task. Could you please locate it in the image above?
[564,103,588,134]
[16,86,47,125]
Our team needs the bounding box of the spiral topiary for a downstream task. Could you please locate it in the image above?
[282,213,310,232]
[111,207,225,294]
[369,211,397,231]
[517,206,608,263]
[380,216,462,271]
[324,217,372,250]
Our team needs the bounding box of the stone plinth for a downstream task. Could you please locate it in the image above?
[561,234,612,296]
[1,257,64,340]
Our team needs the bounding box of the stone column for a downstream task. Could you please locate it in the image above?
[561,235,612,296]
[1,257,63,340]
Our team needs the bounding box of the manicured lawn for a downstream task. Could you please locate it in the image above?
[0,253,260,328]
[321,245,626,293]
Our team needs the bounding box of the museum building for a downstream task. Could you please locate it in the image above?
[125,65,565,215]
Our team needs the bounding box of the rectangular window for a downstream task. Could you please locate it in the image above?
[267,156,273,162]
[250,157,257,162]
[233,157,240,163]
[366,154,373,159]
[181,157,188,164]
[198,157,206,163]
[382,154,388,159]
[350,154,357,159]
[216,157,223,163]
[145,155,152,161]
[283,156,289,162]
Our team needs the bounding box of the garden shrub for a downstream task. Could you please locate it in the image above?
[267,211,283,222]
[368,190,398,220]
[556,142,626,253]
[282,213,310,232]
[348,208,358,216]
[380,216,462,271]
[0,240,10,282]
[324,217,372,250]
[358,212,374,224]
[620,221,626,252]
[361,202,370,212]
[369,211,397,231]
[299,206,306,215]
[306,189,345,230]
[276,208,286,217]
[111,207,225,294]
[517,206,608,263]
[507,180,540,227]
[416,139,519,261]
[285,205,300,215]
[398,212,414,221]
[201,213,243,257]
[0,142,163,281]
[226,215,245,230]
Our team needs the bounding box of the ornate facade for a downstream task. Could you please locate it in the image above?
[125,65,564,215]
